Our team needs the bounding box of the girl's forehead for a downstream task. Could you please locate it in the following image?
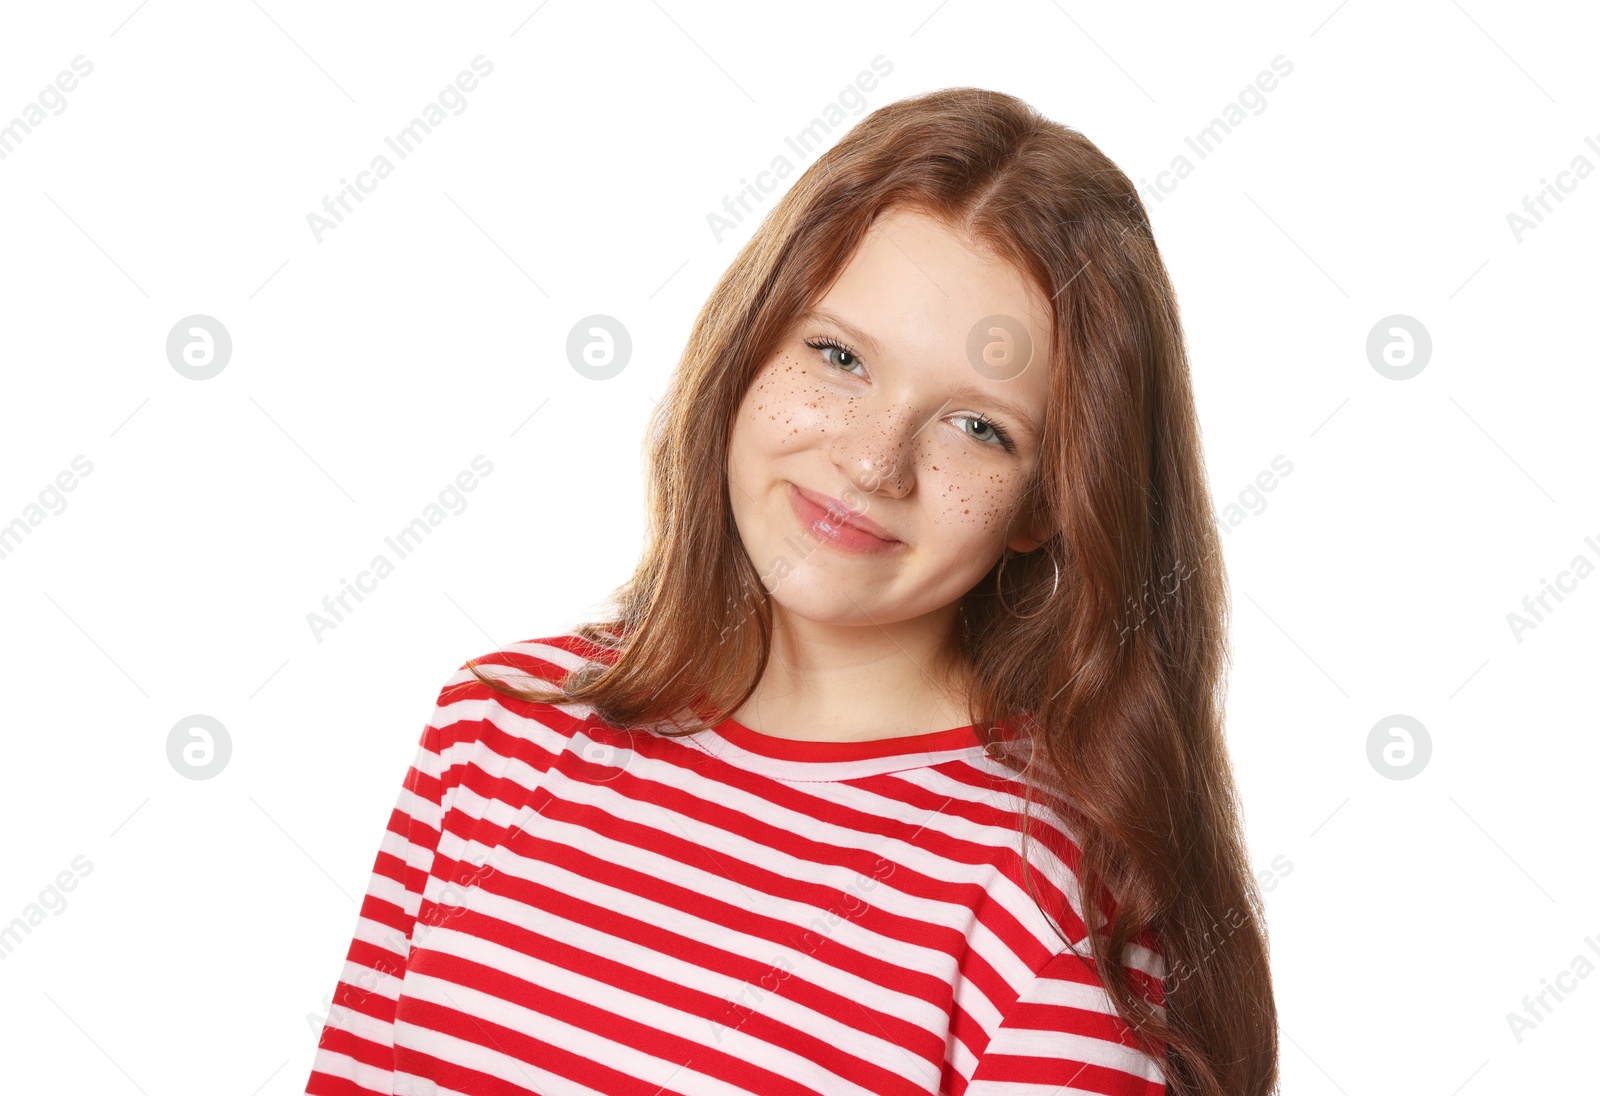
[812,209,1053,370]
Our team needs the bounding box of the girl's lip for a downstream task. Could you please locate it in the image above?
[789,483,897,540]
[787,483,903,551]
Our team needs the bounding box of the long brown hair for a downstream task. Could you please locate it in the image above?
[466,86,1277,1095]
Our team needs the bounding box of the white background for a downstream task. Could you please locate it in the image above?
[1,1,1595,1092]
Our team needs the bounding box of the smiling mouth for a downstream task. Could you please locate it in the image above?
[796,483,894,538]
[787,482,902,553]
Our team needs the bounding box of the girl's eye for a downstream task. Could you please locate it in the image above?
[803,334,1018,456]
[955,413,1017,454]
[804,336,864,376]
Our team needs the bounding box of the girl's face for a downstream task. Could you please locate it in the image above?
[727,205,1054,630]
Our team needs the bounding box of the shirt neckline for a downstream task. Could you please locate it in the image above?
[711,715,985,761]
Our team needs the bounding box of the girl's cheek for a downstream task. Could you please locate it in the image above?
[745,352,853,445]
[923,458,1021,535]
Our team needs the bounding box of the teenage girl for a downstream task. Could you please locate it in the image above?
[305,86,1278,1096]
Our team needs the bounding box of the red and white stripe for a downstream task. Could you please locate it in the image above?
[304,633,1167,1096]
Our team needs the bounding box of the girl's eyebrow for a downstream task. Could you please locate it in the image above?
[800,307,1041,441]
[798,308,885,358]
[945,383,1040,440]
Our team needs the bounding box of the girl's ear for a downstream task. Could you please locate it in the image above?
[1005,530,1046,554]
[1005,491,1057,553]
[1005,516,1056,555]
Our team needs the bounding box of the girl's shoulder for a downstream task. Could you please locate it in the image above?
[416,630,621,763]
[438,629,617,702]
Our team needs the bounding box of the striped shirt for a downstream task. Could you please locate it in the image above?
[304,633,1168,1095]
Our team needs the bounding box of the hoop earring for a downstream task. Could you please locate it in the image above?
[995,546,1061,620]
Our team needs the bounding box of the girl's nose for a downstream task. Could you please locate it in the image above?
[835,402,922,497]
